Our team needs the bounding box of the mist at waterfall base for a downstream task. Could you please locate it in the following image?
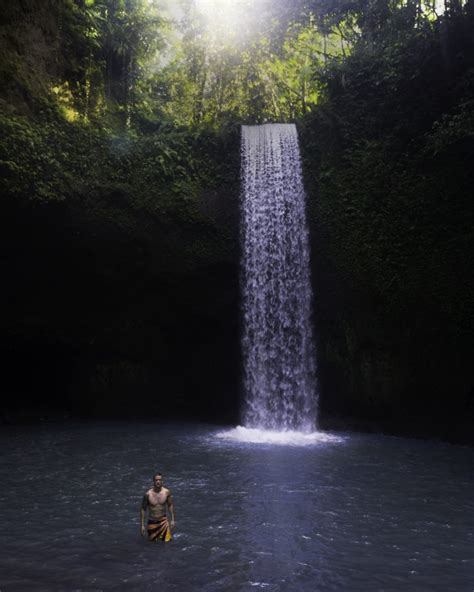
[1,422,474,591]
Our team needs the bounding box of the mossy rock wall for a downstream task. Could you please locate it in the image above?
[298,26,474,441]
[0,111,242,423]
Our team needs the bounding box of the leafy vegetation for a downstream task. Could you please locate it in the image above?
[298,0,474,425]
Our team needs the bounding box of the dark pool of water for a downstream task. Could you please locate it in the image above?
[1,422,473,591]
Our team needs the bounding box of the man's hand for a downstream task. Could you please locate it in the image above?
[141,525,146,537]
[170,519,176,530]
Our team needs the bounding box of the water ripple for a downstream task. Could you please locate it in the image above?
[1,422,473,591]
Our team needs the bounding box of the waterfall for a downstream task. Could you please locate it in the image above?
[241,123,318,433]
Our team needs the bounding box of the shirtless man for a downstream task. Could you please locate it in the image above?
[140,473,175,542]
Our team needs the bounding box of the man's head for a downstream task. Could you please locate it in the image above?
[153,473,163,489]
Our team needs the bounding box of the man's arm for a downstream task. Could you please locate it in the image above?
[140,493,148,536]
[167,492,175,529]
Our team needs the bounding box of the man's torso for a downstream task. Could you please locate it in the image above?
[146,487,170,519]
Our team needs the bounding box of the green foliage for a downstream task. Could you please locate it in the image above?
[0,102,240,271]
[0,0,350,128]
[0,109,233,199]
[424,99,474,155]
[0,113,79,202]
[150,16,341,127]
[300,1,474,383]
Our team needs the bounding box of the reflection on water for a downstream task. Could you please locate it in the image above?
[1,422,473,591]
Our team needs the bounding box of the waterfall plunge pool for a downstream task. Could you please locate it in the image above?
[1,422,473,591]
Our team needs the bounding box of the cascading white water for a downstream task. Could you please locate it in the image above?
[241,123,318,433]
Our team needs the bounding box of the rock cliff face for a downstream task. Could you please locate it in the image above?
[297,9,474,443]
[299,109,474,443]
[1,143,242,423]
[0,1,61,114]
